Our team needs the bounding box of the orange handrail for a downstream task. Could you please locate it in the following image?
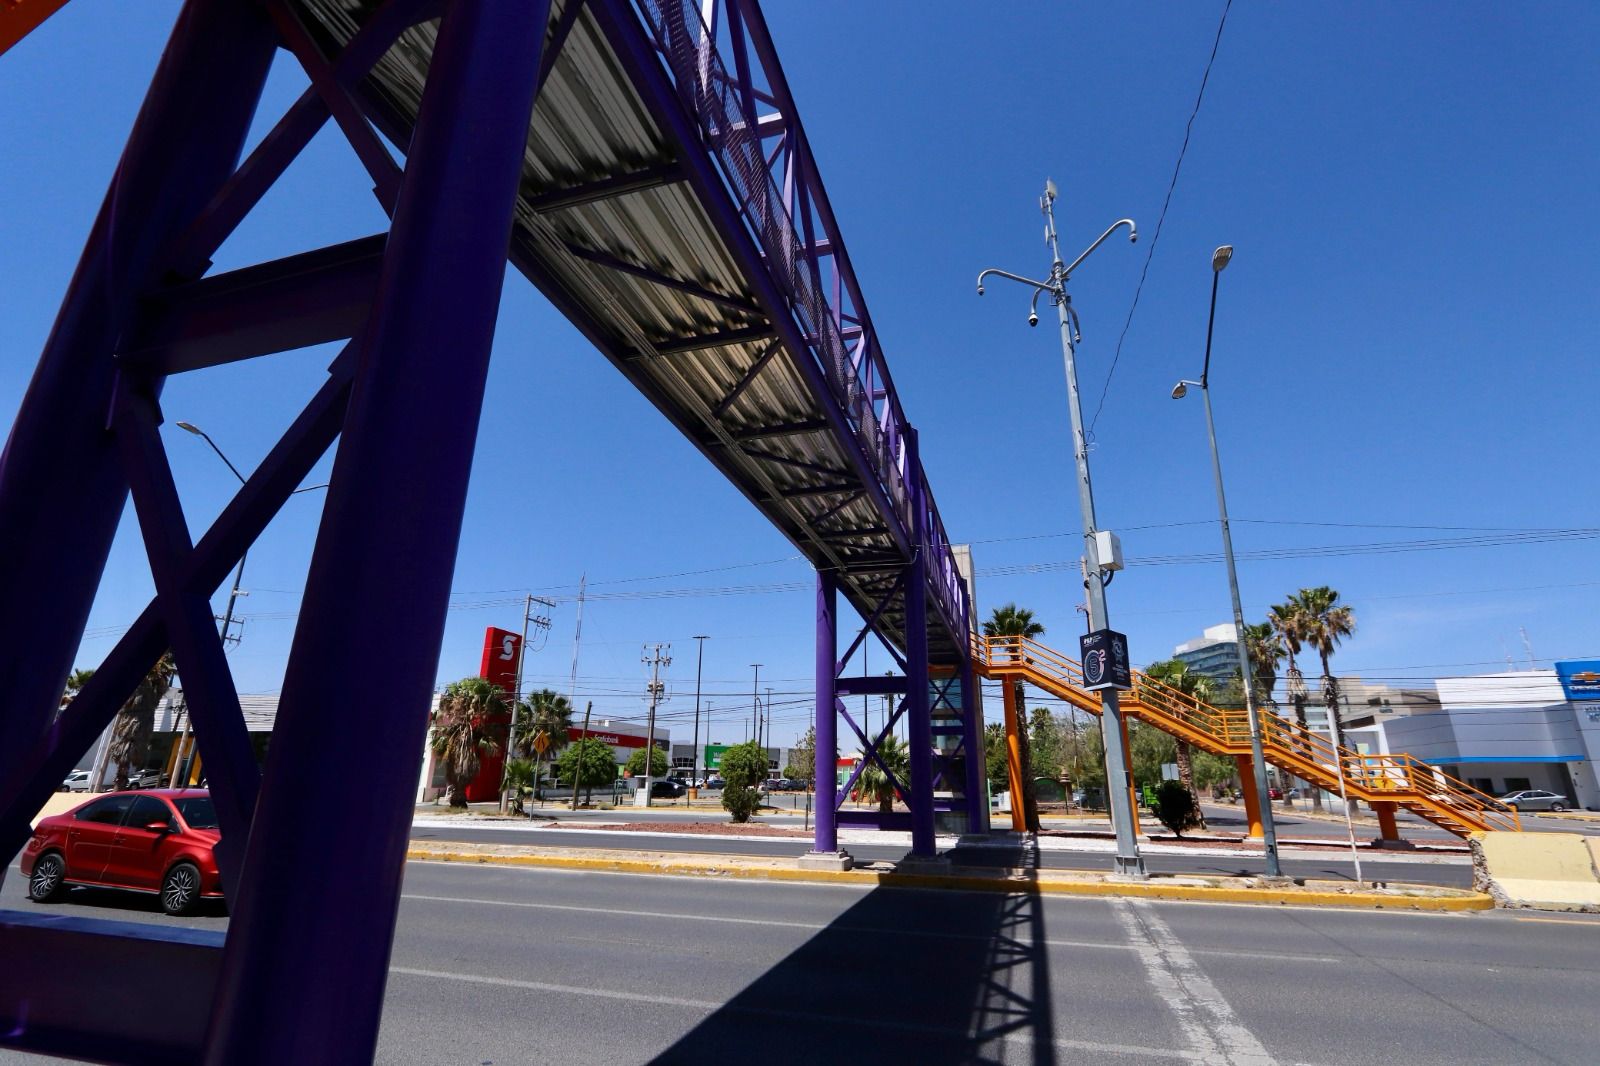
[972,633,1520,836]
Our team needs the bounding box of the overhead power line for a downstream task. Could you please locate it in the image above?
[1088,0,1234,436]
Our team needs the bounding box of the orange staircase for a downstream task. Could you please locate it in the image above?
[973,634,1519,838]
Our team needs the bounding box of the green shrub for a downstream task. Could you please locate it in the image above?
[719,740,769,824]
[1152,780,1201,837]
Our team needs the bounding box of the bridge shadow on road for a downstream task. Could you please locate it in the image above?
[651,838,1056,1066]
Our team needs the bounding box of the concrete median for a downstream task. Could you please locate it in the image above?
[1470,831,1600,912]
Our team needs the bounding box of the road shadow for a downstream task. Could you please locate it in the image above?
[651,836,1056,1065]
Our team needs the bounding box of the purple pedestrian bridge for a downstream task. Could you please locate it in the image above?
[0,2,985,1061]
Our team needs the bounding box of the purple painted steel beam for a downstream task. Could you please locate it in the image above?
[167,89,330,279]
[904,428,936,856]
[728,417,828,440]
[813,571,837,852]
[335,0,448,86]
[564,242,761,315]
[807,487,861,526]
[122,234,385,374]
[0,352,354,864]
[536,0,587,96]
[590,0,910,559]
[202,2,551,1060]
[738,445,849,480]
[112,393,261,896]
[711,336,782,417]
[268,0,404,211]
[527,163,683,212]
[650,323,772,356]
[835,674,909,696]
[0,0,277,835]
[835,567,907,674]
[960,654,988,832]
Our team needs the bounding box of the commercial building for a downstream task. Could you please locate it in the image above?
[1172,623,1241,682]
[1378,663,1600,809]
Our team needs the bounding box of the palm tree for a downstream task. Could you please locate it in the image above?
[508,688,574,805]
[1294,586,1356,752]
[855,733,910,814]
[60,667,95,716]
[1142,659,1213,826]
[108,653,175,790]
[431,677,508,808]
[1240,622,1282,710]
[1268,599,1317,810]
[982,603,1045,831]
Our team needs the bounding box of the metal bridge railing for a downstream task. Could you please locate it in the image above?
[639,0,968,638]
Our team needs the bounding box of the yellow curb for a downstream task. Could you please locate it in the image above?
[405,846,1492,912]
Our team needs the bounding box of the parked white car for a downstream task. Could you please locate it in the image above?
[60,769,93,792]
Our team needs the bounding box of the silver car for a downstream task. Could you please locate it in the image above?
[1500,789,1569,813]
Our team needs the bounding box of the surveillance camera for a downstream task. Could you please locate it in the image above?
[1027,311,1039,327]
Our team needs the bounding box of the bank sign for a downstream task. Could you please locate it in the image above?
[1556,660,1600,702]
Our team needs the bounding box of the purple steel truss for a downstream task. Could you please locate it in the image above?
[0,0,983,1059]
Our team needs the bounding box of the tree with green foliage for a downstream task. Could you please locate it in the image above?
[430,677,508,807]
[1269,598,1317,810]
[503,758,536,814]
[624,745,670,778]
[785,725,816,784]
[1152,780,1202,837]
[1293,586,1357,752]
[982,603,1045,831]
[1141,659,1214,824]
[855,733,910,815]
[984,721,1010,789]
[556,737,619,793]
[1028,706,1064,779]
[504,688,575,810]
[719,739,768,822]
[1240,622,1283,710]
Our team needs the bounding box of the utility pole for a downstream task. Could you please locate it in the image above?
[749,663,761,743]
[978,181,1146,877]
[691,635,708,796]
[501,593,554,812]
[765,686,774,770]
[571,700,593,812]
[637,643,671,807]
[567,574,586,713]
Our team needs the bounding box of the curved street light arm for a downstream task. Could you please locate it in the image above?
[1062,218,1138,279]
[976,267,1054,295]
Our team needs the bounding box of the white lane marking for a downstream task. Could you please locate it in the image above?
[389,965,1204,1060]
[1113,898,1278,1066]
[399,891,1346,964]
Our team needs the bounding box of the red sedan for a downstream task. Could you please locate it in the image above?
[22,789,222,915]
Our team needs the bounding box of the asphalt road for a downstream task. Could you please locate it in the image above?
[408,822,1475,887]
[6,859,1595,1064]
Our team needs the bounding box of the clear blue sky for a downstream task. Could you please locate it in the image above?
[3,2,1596,749]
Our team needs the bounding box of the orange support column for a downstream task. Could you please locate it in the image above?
[1120,717,1141,837]
[1235,755,1264,838]
[1374,801,1401,843]
[1002,678,1027,831]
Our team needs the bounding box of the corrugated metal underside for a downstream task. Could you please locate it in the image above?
[297,0,961,659]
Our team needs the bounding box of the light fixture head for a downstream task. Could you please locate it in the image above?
[1212,244,1233,273]
[1170,381,1189,400]
[175,421,203,435]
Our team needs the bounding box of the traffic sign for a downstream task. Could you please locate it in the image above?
[532,730,551,755]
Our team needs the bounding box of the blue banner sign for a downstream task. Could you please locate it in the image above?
[1555,660,1600,701]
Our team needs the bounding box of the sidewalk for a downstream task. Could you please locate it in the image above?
[405,839,1490,911]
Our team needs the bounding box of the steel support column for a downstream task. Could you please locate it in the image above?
[812,570,839,853]
[0,0,276,816]
[1002,676,1027,832]
[904,429,936,856]
[201,2,550,1061]
[1236,754,1264,838]
[1374,801,1401,843]
[960,655,988,833]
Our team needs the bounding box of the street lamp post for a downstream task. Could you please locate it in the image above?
[1170,244,1283,879]
[691,635,708,796]
[978,181,1146,878]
